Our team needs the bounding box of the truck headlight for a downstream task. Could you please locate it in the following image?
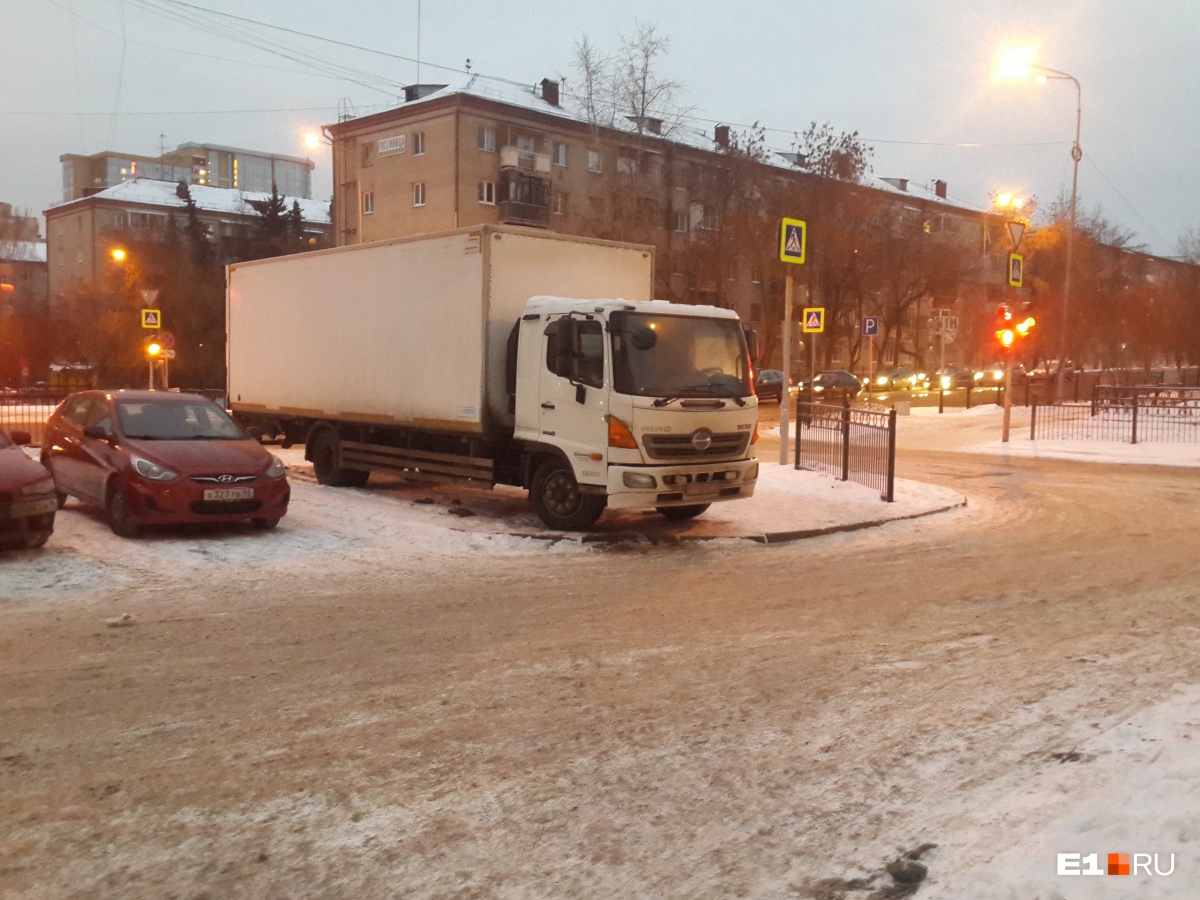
[623,472,657,489]
[745,463,759,481]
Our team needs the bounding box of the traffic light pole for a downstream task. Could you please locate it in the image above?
[779,273,794,465]
[1002,356,1013,442]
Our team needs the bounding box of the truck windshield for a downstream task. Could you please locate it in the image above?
[610,312,752,400]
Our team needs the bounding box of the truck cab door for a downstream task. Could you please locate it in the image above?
[537,316,609,485]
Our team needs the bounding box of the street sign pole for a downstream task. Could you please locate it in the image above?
[1002,356,1013,442]
[779,273,794,466]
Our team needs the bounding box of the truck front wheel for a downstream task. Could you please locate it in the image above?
[530,459,605,531]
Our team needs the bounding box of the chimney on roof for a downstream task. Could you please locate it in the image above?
[541,79,560,107]
[715,124,730,149]
[881,177,909,192]
[404,84,448,103]
[933,179,947,199]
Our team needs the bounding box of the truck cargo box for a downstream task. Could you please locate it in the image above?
[227,225,653,439]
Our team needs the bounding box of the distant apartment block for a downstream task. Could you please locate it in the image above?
[60,143,315,202]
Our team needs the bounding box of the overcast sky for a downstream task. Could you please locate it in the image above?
[4,0,1197,258]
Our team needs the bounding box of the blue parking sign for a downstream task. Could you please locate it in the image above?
[862,315,880,337]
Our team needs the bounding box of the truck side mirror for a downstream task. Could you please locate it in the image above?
[575,383,586,404]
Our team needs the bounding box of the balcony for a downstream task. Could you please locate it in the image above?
[499,146,551,174]
[498,200,550,228]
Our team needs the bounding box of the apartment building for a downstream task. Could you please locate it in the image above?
[61,143,316,203]
[327,75,1005,367]
[44,178,330,309]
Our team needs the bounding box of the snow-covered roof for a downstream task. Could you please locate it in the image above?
[45,179,330,225]
[0,240,47,263]
[381,73,983,213]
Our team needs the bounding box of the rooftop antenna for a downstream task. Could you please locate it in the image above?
[465,58,471,74]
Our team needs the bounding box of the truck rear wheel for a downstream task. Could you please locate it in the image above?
[656,503,711,521]
[530,458,605,531]
[310,430,370,487]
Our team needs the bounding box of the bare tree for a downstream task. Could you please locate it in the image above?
[794,122,873,184]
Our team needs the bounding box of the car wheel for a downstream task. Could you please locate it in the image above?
[107,482,140,538]
[250,517,280,530]
[530,458,605,531]
[656,503,711,521]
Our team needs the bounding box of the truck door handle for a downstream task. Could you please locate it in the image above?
[541,402,555,410]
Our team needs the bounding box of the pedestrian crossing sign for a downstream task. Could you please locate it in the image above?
[779,217,807,264]
[802,307,825,333]
[141,309,161,329]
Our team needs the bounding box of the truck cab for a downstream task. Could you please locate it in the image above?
[512,297,759,529]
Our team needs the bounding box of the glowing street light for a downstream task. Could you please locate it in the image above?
[110,247,128,263]
[994,44,1081,403]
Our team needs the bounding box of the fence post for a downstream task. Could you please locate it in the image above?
[966,384,972,409]
[840,399,851,481]
[1131,394,1139,445]
[793,402,802,469]
[884,407,896,502]
[1030,400,1037,440]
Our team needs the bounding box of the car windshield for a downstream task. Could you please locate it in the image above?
[610,311,751,399]
[117,400,245,441]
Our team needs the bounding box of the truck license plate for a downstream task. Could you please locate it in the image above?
[203,488,254,502]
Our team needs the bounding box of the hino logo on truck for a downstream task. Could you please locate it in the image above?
[691,429,714,451]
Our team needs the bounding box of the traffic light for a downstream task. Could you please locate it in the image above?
[144,337,163,359]
[993,305,1035,352]
[994,304,1016,351]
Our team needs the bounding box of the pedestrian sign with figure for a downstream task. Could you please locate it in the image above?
[802,307,825,333]
[141,309,161,329]
[779,217,807,264]
[1008,253,1024,288]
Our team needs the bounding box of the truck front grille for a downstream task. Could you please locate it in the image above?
[641,431,750,461]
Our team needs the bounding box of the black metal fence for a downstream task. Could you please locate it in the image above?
[794,401,897,501]
[1031,388,1200,443]
[0,392,65,445]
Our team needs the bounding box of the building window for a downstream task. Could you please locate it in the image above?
[673,212,689,233]
[616,148,639,175]
[478,127,495,152]
[413,182,426,207]
[413,131,425,156]
[751,263,763,284]
[378,135,406,157]
[553,192,569,216]
[554,143,568,167]
[588,149,603,173]
[478,181,496,205]
[362,191,374,214]
[361,143,374,167]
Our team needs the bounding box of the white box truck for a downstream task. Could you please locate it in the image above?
[227,225,759,529]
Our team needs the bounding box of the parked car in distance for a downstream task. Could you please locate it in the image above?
[42,390,290,537]
[754,368,789,403]
[810,370,863,401]
[0,427,57,549]
[1029,360,1075,383]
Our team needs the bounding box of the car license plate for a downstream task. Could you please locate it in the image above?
[203,488,254,502]
[13,497,58,516]
[685,482,720,498]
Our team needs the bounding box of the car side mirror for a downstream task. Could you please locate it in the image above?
[10,429,31,446]
[82,423,110,440]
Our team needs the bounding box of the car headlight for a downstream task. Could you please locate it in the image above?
[877,375,888,386]
[266,454,288,480]
[131,455,178,482]
[19,477,56,496]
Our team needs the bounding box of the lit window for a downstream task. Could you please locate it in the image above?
[362,191,374,214]
[478,181,496,205]
[413,182,426,207]
[413,131,425,156]
[477,127,495,152]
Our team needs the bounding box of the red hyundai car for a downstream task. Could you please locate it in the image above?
[42,390,289,537]
[0,427,57,549]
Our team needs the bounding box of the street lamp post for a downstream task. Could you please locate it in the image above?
[995,49,1082,404]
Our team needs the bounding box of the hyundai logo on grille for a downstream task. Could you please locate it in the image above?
[691,429,714,452]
